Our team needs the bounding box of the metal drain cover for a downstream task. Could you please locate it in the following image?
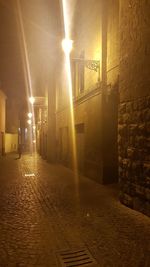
[56,248,97,267]
[24,173,35,177]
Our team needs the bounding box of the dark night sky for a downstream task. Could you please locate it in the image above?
[0,0,61,103]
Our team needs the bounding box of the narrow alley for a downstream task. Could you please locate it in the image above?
[0,154,149,267]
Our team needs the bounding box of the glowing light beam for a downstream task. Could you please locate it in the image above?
[62,38,73,54]
[61,0,79,189]
[16,0,36,155]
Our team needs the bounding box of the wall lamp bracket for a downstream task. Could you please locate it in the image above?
[72,58,100,82]
[72,58,100,72]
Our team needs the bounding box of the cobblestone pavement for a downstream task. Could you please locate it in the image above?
[0,154,149,267]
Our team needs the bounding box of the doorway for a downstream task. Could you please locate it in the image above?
[103,83,119,184]
[75,123,85,173]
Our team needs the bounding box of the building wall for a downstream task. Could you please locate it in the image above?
[107,0,119,86]
[6,98,20,134]
[118,0,150,216]
[0,90,6,155]
[56,91,103,181]
[102,0,119,182]
[5,133,18,153]
[56,0,104,182]
[0,90,6,132]
[73,0,101,88]
[55,0,120,183]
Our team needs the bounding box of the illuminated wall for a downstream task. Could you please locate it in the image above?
[56,0,103,181]
[5,133,18,153]
[56,0,119,183]
[0,90,6,133]
[73,0,101,91]
[0,90,6,155]
[6,98,19,134]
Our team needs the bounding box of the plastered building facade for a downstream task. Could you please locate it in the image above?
[46,0,150,216]
[0,89,6,155]
[55,0,119,184]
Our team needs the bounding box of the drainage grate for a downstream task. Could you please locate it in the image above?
[24,173,35,177]
[56,248,97,267]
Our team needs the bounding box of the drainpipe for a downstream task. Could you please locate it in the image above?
[101,0,108,183]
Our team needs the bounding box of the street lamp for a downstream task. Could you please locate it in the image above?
[62,38,73,54]
[28,112,32,119]
[29,97,35,105]
[27,119,32,125]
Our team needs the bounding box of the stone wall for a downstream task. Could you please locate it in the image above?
[119,0,150,216]
[119,0,150,102]
[118,96,150,216]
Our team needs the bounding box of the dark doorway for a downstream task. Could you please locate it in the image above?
[75,123,85,173]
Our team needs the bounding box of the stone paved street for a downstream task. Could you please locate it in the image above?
[0,153,149,267]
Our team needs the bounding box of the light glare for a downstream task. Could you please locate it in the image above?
[62,39,73,54]
[28,112,32,118]
[27,119,32,125]
[29,97,35,104]
[61,0,79,195]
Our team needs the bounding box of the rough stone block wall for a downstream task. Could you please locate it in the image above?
[119,0,150,216]
[118,96,150,216]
